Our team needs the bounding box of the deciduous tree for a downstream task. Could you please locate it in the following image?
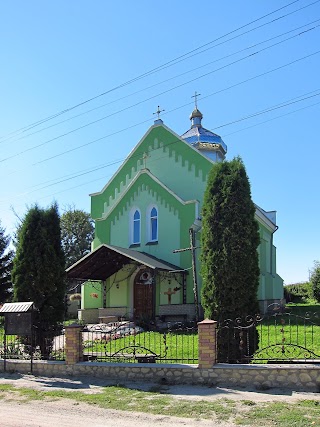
[310,261,320,303]
[60,207,94,268]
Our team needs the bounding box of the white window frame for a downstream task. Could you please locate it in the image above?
[130,207,141,245]
[147,204,158,242]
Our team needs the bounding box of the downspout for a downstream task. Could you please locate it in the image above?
[270,225,279,275]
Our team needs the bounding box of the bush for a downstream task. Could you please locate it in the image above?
[284,282,313,303]
[310,261,320,303]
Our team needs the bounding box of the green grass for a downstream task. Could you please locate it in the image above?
[253,304,320,362]
[84,330,199,363]
[0,384,319,426]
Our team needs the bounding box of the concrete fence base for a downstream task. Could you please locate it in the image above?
[1,360,319,393]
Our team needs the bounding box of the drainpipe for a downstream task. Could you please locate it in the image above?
[270,225,279,275]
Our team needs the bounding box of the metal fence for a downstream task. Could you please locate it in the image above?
[0,329,65,362]
[82,321,198,364]
[217,309,320,363]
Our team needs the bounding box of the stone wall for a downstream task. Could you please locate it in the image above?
[78,308,99,323]
[158,303,196,319]
[1,359,319,392]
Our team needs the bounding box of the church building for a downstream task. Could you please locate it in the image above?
[67,104,284,324]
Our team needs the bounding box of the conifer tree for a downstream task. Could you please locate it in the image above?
[12,204,66,340]
[201,157,260,362]
[0,222,14,304]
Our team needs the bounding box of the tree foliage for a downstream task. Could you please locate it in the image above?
[0,222,14,304]
[310,261,320,303]
[201,157,260,361]
[12,204,66,331]
[60,207,94,268]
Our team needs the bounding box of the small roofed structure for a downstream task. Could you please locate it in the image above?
[0,301,35,335]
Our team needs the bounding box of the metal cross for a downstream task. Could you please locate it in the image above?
[153,105,165,119]
[164,287,176,305]
[191,91,201,109]
[173,228,200,322]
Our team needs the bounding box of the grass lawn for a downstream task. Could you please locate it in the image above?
[84,330,199,363]
[0,384,319,426]
[253,303,320,362]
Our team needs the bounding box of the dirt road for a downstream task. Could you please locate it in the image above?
[0,399,233,427]
[0,373,319,427]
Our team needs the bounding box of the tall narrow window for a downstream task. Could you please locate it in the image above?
[133,210,141,244]
[150,207,158,241]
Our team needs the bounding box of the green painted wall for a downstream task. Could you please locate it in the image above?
[81,281,102,309]
[86,122,283,313]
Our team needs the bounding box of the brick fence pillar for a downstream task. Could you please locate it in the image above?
[198,319,217,368]
[65,325,83,365]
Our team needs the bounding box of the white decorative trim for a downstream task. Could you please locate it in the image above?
[95,169,199,221]
[129,207,141,245]
[146,204,158,243]
[90,123,215,198]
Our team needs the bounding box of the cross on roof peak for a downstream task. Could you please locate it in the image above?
[191,91,201,109]
[153,105,165,120]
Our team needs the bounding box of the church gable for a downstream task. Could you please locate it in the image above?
[95,171,197,265]
[90,124,212,221]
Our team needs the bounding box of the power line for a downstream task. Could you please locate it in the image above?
[3,17,319,148]
[0,0,312,142]
[1,87,319,204]
[222,99,320,138]
[3,47,320,182]
[1,95,318,217]
[2,30,319,165]
[211,91,320,131]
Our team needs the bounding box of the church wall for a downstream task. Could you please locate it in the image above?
[108,181,182,266]
[81,281,103,309]
[257,223,283,303]
[90,126,212,223]
[87,121,283,316]
[106,268,131,308]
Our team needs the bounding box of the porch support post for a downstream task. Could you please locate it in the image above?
[65,325,83,365]
[102,280,107,309]
[198,319,217,368]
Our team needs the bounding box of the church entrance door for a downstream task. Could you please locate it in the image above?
[133,270,154,321]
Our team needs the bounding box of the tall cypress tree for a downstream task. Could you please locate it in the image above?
[0,222,14,304]
[12,204,66,336]
[201,157,260,362]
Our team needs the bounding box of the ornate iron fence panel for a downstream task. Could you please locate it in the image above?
[217,308,320,363]
[82,320,198,364]
[0,328,65,364]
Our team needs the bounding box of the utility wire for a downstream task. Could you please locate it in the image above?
[222,100,320,138]
[1,87,319,204]
[2,29,319,165]
[0,0,311,141]
[3,47,320,182]
[2,93,318,215]
[2,17,319,147]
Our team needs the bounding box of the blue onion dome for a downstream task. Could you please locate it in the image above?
[181,108,227,162]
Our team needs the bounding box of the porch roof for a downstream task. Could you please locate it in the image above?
[66,244,183,281]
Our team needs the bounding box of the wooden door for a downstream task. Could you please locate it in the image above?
[134,283,154,320]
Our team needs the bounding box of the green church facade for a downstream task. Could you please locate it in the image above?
[67,108,283,323]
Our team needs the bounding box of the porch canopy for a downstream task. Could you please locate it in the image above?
[66,243,183,281]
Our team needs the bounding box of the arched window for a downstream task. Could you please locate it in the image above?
[149,206,158,242]
[132,209,141,244]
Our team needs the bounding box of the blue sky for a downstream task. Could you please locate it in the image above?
[1,0,319,285]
